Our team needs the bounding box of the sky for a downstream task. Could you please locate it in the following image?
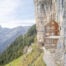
[0,0,35,28]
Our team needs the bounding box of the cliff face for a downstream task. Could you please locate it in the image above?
[64,0,66,34]
[63,1,66,66]
[34,0,64,45]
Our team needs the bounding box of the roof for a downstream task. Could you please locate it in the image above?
[45,20,59,28]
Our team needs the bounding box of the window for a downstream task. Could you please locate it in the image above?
[47,26,50,30]
[50,32,55,36]
[51,26,55,30]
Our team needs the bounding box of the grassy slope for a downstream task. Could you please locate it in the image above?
[5,44,46,66]
[31,54,46,66]
[0,25,36,65]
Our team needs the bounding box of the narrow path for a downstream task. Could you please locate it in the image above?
[42,47,56,66]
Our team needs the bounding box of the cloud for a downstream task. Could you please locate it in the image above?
[0,19,35,28]
[0,0,35,28]
[0,0,20,17]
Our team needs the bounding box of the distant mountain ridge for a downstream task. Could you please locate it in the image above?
[0,26,30,53]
